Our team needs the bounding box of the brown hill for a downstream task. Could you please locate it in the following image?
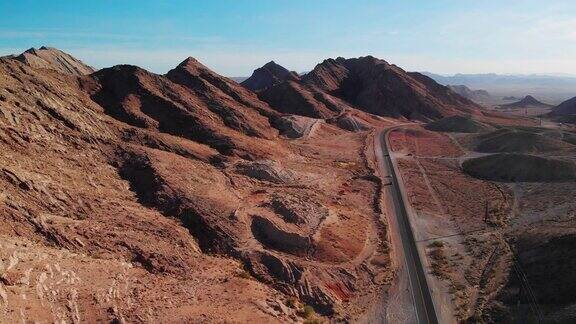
[166,57,281,134]
[166,57,276,116]
[254,56,482,122]
[12,46,95,76]
[550,96,576,116]
[500,95,552,109]
[472,129,573,153]
[241,61,299,91]
[302,56,479,120]
[425,115,495,133]
[88,60,287,158]
[463,153,576,182]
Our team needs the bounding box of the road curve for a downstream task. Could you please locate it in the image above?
[378,129,439,324]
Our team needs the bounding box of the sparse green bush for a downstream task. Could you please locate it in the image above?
[299,305,315,319]
[428,240,444,248]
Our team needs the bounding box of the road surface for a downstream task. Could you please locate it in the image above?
[377,129,439,324]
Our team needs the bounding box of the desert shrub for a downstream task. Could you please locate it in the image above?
[298,305,315,319]
[428,240,444,248]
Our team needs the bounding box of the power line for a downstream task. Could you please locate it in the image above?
[510,255,544,322]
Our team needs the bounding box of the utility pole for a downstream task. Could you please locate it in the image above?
[484,196,489,224]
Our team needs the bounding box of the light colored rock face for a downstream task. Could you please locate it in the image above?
[335,113,369,132]
[14,46,95,76]
[235,160,295,184]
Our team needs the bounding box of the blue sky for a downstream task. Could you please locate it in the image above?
[1,0,575,76]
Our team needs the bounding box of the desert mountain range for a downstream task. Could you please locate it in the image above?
[245,56,484,121]
[0,46,543,322]
[425,72,576,104]
[447,85,492,104]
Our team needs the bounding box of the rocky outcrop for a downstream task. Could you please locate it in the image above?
[333,113,369,132]
[268,193,329,228]
[90,65,239,154]
[274,115,319,138]
[251,215,312,254]
[463,153,576,182]
[89,64,281,157]
[471,129,573,153]
[236,160,294,183]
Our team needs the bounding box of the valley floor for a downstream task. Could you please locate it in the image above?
[389,123,576,323]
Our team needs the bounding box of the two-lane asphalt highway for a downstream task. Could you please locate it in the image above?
[377,129,439,324]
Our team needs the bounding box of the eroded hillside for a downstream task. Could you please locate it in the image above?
[0,50,398,322]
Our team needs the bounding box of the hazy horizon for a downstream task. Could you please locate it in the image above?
[2,0,576,76]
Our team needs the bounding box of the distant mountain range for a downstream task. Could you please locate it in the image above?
[447,85,492,104]
[231,71,576,105]
[423,72,576,104]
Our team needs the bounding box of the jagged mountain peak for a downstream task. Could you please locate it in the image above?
[177,56,208,69]
[166,56,276,117]
[241,60,299,92]
[170,56,222,78]
[263,60,279,67]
